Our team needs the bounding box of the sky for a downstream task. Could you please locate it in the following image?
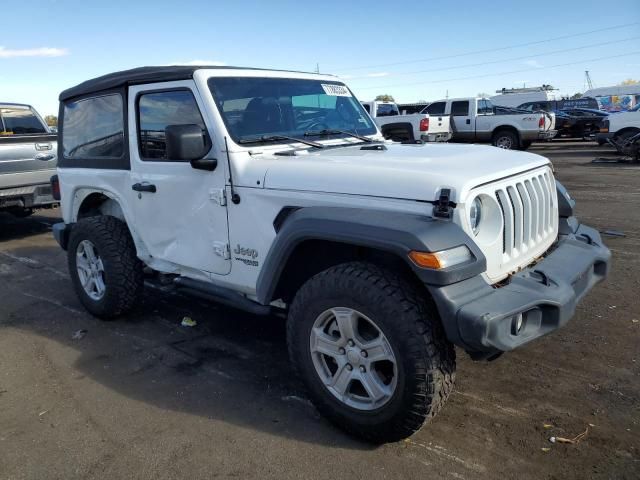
[2,0,639,116]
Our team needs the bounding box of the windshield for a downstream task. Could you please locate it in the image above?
[0,107,47,135]
[207,77,376,144]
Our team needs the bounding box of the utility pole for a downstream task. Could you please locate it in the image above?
[315,63,320,74]
[584,70,594,90]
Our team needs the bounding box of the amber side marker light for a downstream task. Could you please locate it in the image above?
[408,245,473,270]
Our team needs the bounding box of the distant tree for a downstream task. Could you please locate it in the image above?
[44,115,58,127]
[375,94,395,102]
[417,99,427,103]
[477,92,490,98]
[619,78,639,85]
[570,92,583,99]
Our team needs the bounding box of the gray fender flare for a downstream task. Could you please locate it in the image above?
[255,207,486,304]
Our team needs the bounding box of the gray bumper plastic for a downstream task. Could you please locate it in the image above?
[52,222,72,250]
[429,222,611,355]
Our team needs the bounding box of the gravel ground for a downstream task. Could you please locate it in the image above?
[0,141,638,479]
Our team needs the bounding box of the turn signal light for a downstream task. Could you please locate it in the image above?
[409,251,441,269]
[408,245,473,270]
[419,118,430,132]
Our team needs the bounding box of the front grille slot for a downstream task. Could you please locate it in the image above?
[495,170,555,260]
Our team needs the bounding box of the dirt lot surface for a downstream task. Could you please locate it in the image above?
[0,142,638,479]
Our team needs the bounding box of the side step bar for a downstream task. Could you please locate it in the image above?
[174,277,272,316]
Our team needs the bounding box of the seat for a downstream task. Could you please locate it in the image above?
[241,97,285,136]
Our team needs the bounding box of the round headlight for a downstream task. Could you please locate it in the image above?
[469,197,482,235]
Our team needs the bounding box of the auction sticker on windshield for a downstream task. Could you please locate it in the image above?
[321,84,351,96]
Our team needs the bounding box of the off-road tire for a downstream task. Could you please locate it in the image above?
[287,261,456,443]
[492,129,520,150]
[67,215,143,319]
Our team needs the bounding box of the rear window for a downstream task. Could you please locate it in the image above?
[0,107,47,135]
[376,103,399,117]
[423,102,445,116]
[63,94,124,159]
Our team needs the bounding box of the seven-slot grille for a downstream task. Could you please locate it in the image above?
[495,170,556,260]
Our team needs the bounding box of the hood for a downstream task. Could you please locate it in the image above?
[254,142,551,203]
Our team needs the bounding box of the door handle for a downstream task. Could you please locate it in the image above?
[132,182,157,193]
[35,153,55,161]
[466,119,471,125]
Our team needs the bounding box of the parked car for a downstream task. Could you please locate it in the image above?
[0,103,58,217]
[597,104,640,145]
[422,97,556,149]
[52,66,610,443]
[360,100,451,142]
[517,100,605,139]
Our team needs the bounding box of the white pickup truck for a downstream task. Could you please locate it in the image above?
[597,104,640,144]
[423,97,556,150]
[360,100,451,143]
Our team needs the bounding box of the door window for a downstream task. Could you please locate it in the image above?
[0,107,47,135]
[477,100,493,115]
[137,90,208,161]
[451,101,470,116]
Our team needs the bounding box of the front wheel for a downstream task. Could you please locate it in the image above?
[492,130,520,150]
[287,262,456,443]
[67,216,143,319]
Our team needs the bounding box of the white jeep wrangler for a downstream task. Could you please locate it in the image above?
[52,66,610,443]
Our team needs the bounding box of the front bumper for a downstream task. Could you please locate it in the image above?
[429,221,610,356]
[596,132,614,143]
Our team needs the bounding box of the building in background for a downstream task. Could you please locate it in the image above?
[584,85,640,112]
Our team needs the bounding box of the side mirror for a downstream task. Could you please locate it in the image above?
[165,124,209,161]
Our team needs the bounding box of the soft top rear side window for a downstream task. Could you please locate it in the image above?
[60,91,129,169]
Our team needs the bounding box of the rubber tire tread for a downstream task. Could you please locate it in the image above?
[287,261,456,443]
[67,215,143,319]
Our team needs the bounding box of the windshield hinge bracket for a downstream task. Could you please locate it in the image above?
[433,188,454,219]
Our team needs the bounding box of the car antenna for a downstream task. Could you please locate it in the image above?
[224,136,241,204]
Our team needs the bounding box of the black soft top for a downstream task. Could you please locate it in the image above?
[59,65,322,102]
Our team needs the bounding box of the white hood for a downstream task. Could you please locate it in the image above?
[244,142,551,203]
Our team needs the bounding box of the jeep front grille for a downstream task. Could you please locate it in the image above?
[495,170,555,259]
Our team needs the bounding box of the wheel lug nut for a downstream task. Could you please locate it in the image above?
[361,350,367,358]
[346,364,353,371]
[359,366,366,373]
[347,339,355,347]
[339,348,345,355]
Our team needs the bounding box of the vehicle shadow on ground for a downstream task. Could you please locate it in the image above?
[0,211,60,243]
[0,244,374,450]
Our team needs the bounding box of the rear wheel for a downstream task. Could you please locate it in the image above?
[492,130,519,150]
[287,262,456,443]
[67,216,143,319]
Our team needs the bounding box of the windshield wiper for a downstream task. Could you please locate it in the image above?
[238,135,324,148]
[304,129,374,143]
